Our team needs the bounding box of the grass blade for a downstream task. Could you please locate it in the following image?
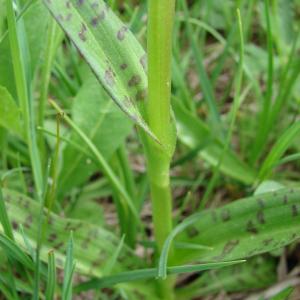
[180,0,223,140]
[0,185,14,240]
[62,233,75,300]
[46,250,56,300]
[0,234,34,269]
[258,121,300,181]
[6,0,43,199]
[75,260,245,292]
[50,100,139,222]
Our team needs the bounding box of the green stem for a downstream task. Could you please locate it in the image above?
[147,0,176,299]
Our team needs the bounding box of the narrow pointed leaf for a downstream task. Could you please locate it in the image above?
[75,260,245,292]
[46,250,56,300]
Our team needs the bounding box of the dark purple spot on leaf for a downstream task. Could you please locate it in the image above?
[24,215,33,229]
[136,89,147,101]
[12,220,18,230]
[256,211,265,224]
[120,63,128,70]
[221,209,231,222]
[246,220,258,234]
[128,75,141,87]
[222,239,239,256]
[48,233,57,242]
[117,26,128,41]
[186,226,199,238]
[92,260,102,268]
[78,23,87,41]
[53,242,64,250]
[292,204,298,217]
[65,222,81,231]
[91,11,105,26]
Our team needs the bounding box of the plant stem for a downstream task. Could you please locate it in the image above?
[147,0,176,299]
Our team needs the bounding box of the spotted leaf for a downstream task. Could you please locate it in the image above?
[42,0,155,140]
[2,189,142,278]
[173,188,300,263]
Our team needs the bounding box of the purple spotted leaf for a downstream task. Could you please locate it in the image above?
[2,189,143,277]
[172,188,300,264]
[42,0,155,140]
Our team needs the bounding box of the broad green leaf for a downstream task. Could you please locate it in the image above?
[0,86,24,138]
[42,0,156,140]
[1,189,142,278]
[176,257,276,299]
[59,74,132,195]
[173,98,256,184]
[174,188,300,264]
